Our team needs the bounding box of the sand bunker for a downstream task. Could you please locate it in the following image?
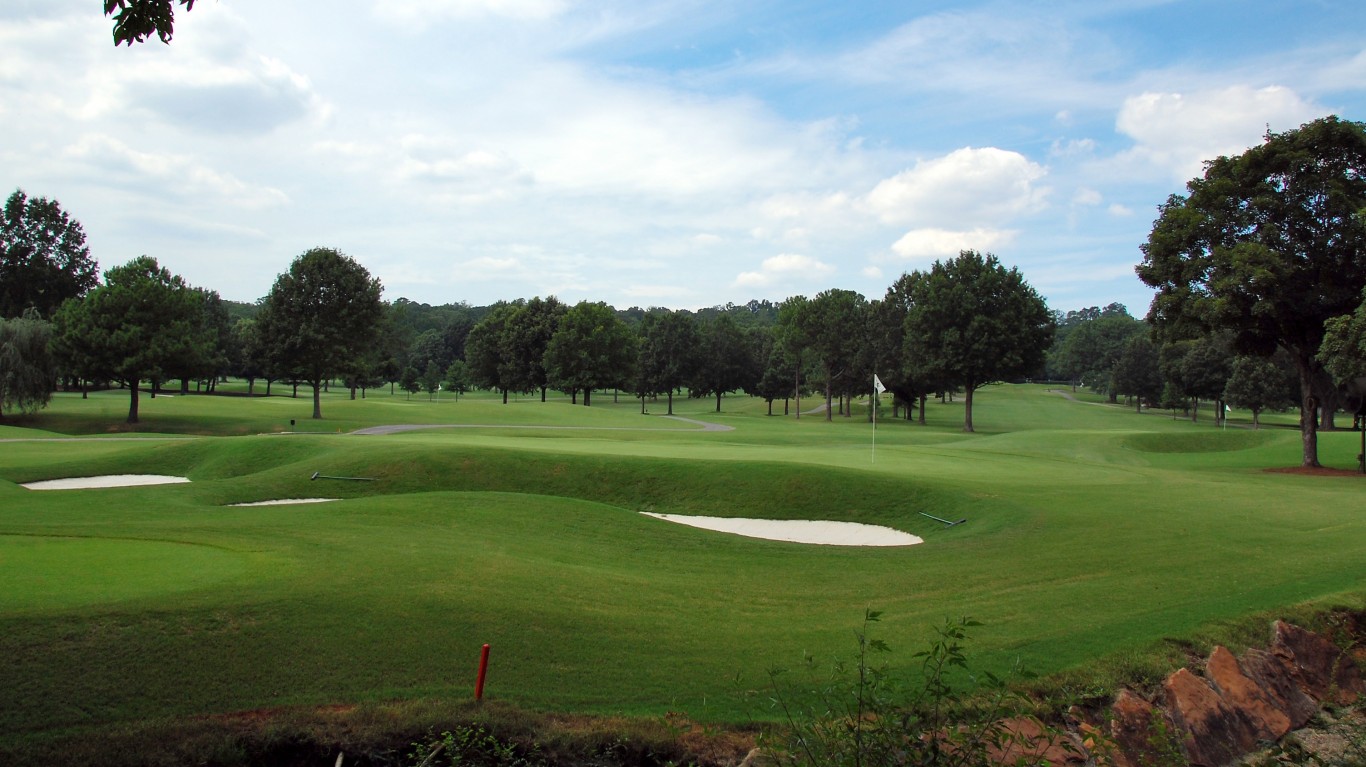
[641,513,923,547]
[228,498,340,507]
[21,475,191,490]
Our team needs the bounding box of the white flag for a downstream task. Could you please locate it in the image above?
[873,374,886,394]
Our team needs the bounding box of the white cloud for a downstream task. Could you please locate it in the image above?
[887,227,1016,262]
[1072,188,1102,206]
[734,253,835,288]
[1115,85,1323,181]
[865,147,1048,228]
[374,0,568,26]
[64,134,289,208]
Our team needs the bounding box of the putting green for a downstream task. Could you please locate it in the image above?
[0,535,250,613]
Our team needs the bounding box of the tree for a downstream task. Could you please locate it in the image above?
[50,256,202,423]
[1112,335,1163,412]
[444,360,472,398]
[1137,116,1366,467]
[1,189,99,318]
[794,289,868,421]
[903,251,1054,432]
[464,302,521,403]
[1050,306,1144,399]
[543,301,636,406]
[105,0,195,45]
[776,296,813,418]
[0,315,56,418]
[399,365,421,399]
[421,361,443,400]
[256,247,384,420]
[1177,335,1235,422]
[689,314,752,412]
[635,310,699,415]
[502,296,567,401]
[1224,355,1298,428]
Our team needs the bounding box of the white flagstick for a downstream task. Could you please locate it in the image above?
[872,373,886,463]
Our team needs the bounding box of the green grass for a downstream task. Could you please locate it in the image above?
[0,383,1363,755]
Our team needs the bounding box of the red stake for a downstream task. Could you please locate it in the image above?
[474,644,491,701]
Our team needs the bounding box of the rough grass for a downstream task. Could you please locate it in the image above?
[0,383,1363,763]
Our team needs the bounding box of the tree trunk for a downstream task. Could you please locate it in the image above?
[1295,355,1321,467]
[541,386,547,402]
[783,398,789,416]
[1191,397,1199,423]
[502,388,508,404]
[247,377,255,396]
[715,390,722,412]
[127,380,140,423]
[350,384,357,400]
[963,386,975,432]
[312,381,323,419]
[584,389,592,406]
[767,400,773,416]
[667,390,674,415]
[918,392,927,425]
[824,365,834,422]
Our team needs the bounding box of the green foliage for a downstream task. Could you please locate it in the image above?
[635,310,699,414]
[105,0,195,45]
[1320,289,1366,387]
[689,314,752,412]
[257,247,384,419]
[904,251,1054,432]
[406,724,545,767]
[0,189,98,319]
[543,301,636,405]
[0,315,55,417]
[1137,115,1366,466]
[1223,355,1298,427]
[1113,335,1162,410]
[766,612,1080,767]
[49,256,204,422]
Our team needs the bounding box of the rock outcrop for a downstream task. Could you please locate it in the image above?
[1105,619,1363,767]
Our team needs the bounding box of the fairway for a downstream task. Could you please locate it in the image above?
[1,385,1363,743]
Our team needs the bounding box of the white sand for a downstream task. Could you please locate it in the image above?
[228,498,340,507]
[641,513,923,547]
[21,474,191,490]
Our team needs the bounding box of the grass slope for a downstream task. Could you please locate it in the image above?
[0,384,1362,746]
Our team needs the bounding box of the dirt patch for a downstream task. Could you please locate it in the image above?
[1264,466,1364,477]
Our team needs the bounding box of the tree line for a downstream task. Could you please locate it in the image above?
[0,189,1055,430]
[5,116,1364,452]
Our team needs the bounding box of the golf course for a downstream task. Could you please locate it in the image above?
[1,384,1363,760]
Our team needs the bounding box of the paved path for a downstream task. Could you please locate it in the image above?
[350,414,733,436]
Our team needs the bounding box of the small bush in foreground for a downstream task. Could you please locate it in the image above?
[764,612,1083,767]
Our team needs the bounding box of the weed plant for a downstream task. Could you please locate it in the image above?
[764,611,1082,767]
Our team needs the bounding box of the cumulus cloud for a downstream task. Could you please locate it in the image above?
[887,228,1016,262]
[1115,85,1323,181]
[734,253,835,288]
[374,0,568,26]
[865,147,1048,228]
[64,134,289,208]
[124,54,326,135]
[1072,188,1102,206]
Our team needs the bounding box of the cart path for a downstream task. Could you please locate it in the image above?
[349,415,733,435]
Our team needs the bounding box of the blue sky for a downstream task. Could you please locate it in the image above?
[3,1,1364,315]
